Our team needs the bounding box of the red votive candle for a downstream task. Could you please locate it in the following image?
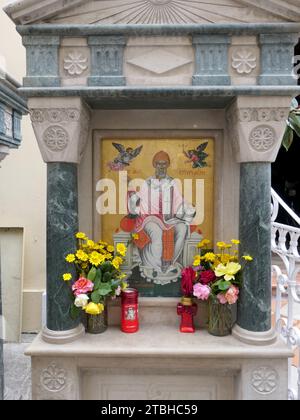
[121,288,139,333]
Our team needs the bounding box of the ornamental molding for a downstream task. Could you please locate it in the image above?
[4,110,13,138]
[236,108,289,123]
[63,52,88,76]
[249,125,276,152]
[40,363,67,392]
[127,49,192,75]
[30,108,81,123]
[4,0,86,25]
[251,366,278,395]
[43,125,69,152]
[231,48,257,74]
[6,0,300,25]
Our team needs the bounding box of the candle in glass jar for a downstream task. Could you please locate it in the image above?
[121,288,139,333]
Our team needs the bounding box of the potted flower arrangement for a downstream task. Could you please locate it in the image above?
[191,239,253,336]
[62,232,128,334]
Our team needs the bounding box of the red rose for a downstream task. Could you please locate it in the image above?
[181,267,196,296]
[200,270,216,285]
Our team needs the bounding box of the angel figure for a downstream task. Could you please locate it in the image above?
[108,143,143,171]
[184,142,209,169]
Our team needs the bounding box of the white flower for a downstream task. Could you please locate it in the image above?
[115,286,122,296]
[74,294,89,308]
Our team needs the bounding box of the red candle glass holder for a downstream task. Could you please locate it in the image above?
[121,288,139,333]
[177,297,197,333]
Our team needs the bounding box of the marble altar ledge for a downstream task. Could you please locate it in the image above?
[25,326,293,359]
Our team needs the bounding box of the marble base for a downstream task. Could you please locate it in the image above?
[232,325,278,346]
[26,299,292,400]
[42,324,85,345]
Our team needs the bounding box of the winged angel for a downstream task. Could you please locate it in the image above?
[184,142,209,169]
[108,143,143,171]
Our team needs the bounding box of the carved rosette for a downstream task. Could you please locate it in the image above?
[232,49,257,75]
[41,363,67,392]
[249,125,276,152]
[251,367,278,395]
[43,125,69,152]
[237,108,289,123]
[29,98,91,163]
[64,52,88,76]
[30,108,81,124]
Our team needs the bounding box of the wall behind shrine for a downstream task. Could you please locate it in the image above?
[0,1,46,334]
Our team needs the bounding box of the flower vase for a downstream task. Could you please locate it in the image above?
[208,299,232,337]
[86,305,108,334]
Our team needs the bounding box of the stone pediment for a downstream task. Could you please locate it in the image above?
[5,0,300,25]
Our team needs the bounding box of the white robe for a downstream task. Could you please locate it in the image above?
[129,176,196,273]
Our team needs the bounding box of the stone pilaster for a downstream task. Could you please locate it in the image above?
[29,97,91,343]
[88,36,126,86]
[226,96,291,345]
[23,36,61,87]
[259,33,299,86]
[192,35,231,86]
[238,163,272,332]
[47,163,79,332]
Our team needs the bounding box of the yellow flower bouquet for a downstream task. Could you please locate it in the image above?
[63,232,128,331]
[193,239,253,304]
[192,239,253,336]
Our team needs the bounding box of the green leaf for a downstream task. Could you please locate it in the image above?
[103,272,112,283]
[102,261,113,273]
[282,126,294,152]
[93,269,102,290]
[91,290,101,304]
[218,281,231,291]
[111,279,121,288]
[87,267,97,282]
[288,113,300,138]
[98,282,112,296]
[70,304,81,320]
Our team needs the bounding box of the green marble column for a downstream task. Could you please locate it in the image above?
[47,163,79,331]
[237,163,272,332]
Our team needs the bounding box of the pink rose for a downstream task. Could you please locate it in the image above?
[225,286,239,305]
[72,277,94,297]
[181,267,195,296]
[200,270,216,285]
[193,283,211,301]
[217,293,227,304]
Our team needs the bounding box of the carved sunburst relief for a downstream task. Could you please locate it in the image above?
[50,0,286,25]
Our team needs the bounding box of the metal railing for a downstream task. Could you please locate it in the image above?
[272,188,300,400]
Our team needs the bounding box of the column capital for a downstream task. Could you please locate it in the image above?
[28,97,91,164]
[226,95,291,163]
